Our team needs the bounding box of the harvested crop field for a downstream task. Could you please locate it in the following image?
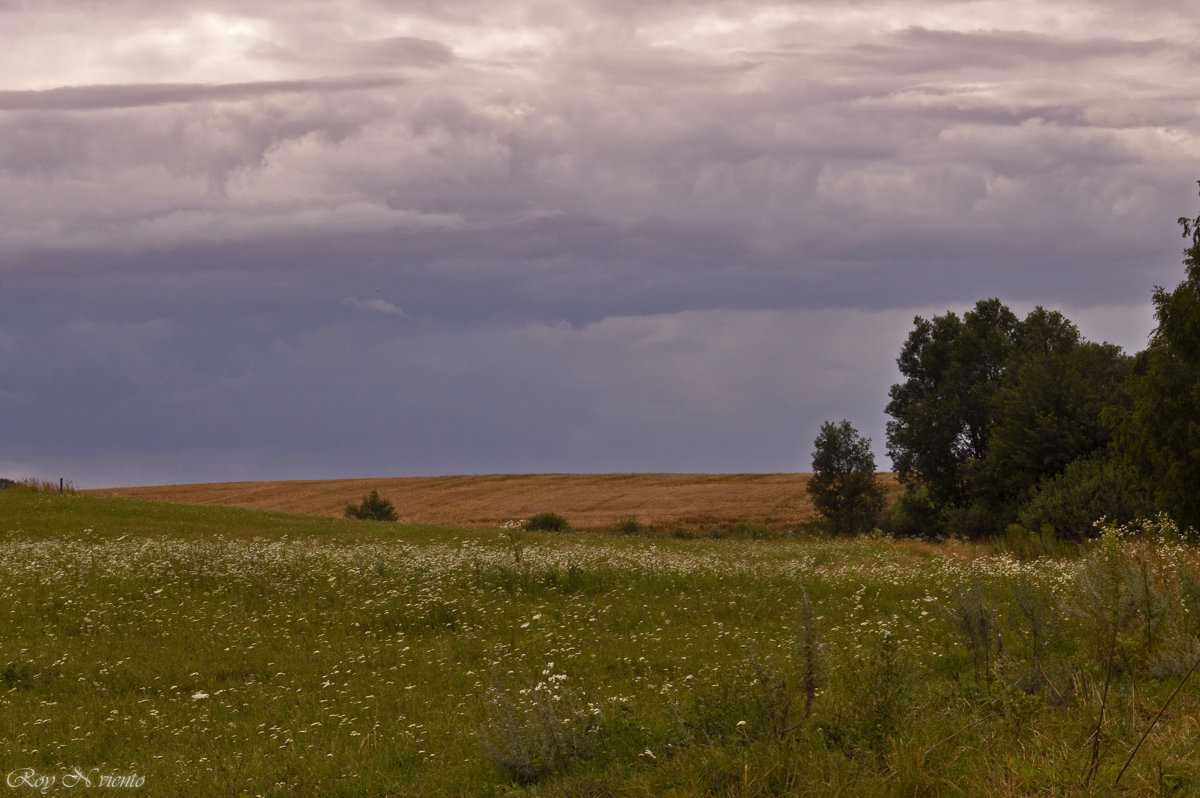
[88,473,902,530]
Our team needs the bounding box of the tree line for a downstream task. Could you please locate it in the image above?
[810,186,1200,539]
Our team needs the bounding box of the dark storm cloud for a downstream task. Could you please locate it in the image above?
[2,0,1199,485]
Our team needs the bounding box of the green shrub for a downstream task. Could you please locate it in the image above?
[881,487,942,539]
[524,512,570,533]
[343,490,398,521]
[995,524,1078,559]
[612,516,642,535]
[1016,454,1152,541]
[943,500,1014,540]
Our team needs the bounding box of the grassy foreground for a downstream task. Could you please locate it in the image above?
[3,490,1200,796]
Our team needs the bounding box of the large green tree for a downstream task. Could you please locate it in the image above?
[885,299,1020,509]
[887,301,1130,536]
[980,331,1130,509]
[808,420,885,536]
[1117,188,1200,529]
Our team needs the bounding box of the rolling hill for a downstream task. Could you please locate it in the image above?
[88,472,903,531]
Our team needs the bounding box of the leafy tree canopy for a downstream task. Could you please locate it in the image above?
[886,300,1130,536]
[808,420,885,536]
[981,339,1130,509]
[1116,185,1200,529]
[885,299,1020,508]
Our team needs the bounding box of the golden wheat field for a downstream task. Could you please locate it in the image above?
[88,472,903,530]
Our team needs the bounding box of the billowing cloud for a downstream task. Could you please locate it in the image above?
[0,0,1196,485]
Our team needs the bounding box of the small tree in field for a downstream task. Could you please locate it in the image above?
[344,490,398,522]
[808,420,885,535]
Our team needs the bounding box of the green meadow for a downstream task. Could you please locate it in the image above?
[3,489,1200,796]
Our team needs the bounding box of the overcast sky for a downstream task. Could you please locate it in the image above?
[3,0,1199,488]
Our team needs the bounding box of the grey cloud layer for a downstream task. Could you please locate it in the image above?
[0,75,408,111]
[1,0,1195,484]
[4,4,1194,290]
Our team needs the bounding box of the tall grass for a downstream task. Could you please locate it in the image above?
[2,491,1199,795]
[0,476,75,493]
